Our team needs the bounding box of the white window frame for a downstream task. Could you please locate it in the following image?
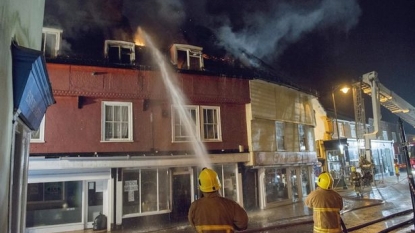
[30,116,45,143]
[172,105,222,142]
[200,106,222,141]
[42,27,63,58]
[172,105,199,142]
[101,101,133,142]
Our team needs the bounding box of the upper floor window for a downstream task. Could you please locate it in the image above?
[41,27,63,58]
[104,40,135,64]
[172,105,221,142]
[350,124,357,138]
[382,130,389,140]
[170,44,204,70]
[101,101,133,142]
[30,116,45,143]
[392,132,397,142]
[298,124,307,151]
[275,122,285,151]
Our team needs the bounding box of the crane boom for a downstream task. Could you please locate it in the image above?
[354,71,415,161]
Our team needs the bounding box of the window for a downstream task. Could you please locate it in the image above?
[172,105,221,142]
[172,105,198,142]
[30,116,45,143]
[350,124,357,138]
[382,130,389,140]
[104,40,135,64]
[201,106,221,141]
[392,132,397,142]
[298,124,307,151]
[170,44,204,70]
[26,181,82,227]
[101,101,133,142]
[41,27,63,58]
[275,122,285,151]
[122,168,171,216]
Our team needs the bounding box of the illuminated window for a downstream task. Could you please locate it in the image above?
[170,44,204,70]
[30,116,45,143]
[101,101,133,142]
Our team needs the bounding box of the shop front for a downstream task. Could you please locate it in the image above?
[254,151,317,209]
[28,153,248,232]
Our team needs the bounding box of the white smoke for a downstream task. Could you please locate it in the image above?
[211,0,361,64]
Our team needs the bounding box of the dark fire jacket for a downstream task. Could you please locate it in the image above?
[188,191,248,233]
[305,187,343,233]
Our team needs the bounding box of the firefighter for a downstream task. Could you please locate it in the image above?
[305,172,344,233]
[188,167,248,233]
[350,166,362,197]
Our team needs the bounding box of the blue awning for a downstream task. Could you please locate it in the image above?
[12,42,55,130]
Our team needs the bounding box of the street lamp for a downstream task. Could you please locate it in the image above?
[332,85,350,189]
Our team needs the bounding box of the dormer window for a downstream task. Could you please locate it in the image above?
[41,27,63,58]
[104,40,135,64]
[170,44,204,70]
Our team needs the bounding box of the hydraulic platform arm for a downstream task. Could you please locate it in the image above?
[355,71,415,161]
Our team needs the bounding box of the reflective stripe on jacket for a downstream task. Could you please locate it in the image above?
[305,187,343,233]
[188,191,248,233]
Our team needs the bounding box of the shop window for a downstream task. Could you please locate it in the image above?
[30,116,45,143]
[275,122,285,151]
[101,101,133,142]
[26,181,82,228]
[213,164,238,202]
[172,105,222,142]
[122,168,171,217]
[264,168,288,203]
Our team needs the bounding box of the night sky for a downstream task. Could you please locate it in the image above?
[44,0,415,131]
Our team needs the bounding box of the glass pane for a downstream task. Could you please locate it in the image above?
[114,106,121,121]
[158,169,170,210]
[87,181,103,222]
[122,106,128,121]
[265,168,288,203]
[301,167,311,197]
[26,181,82,227]
[122,170,140,215]
[105,105,113,121]
[105,123,112,139]
[114,122,121,138]
[141,170,158,212]
[223,164,238,201]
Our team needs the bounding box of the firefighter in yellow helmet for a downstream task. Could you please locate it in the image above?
[305,172,344,233]
[188,167,248,233]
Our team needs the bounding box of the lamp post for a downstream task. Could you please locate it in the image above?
[332,85,350,189]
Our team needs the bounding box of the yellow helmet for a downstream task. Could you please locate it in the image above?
[198,168,221,193]
[317,172,334,190]
[351,166,356,172]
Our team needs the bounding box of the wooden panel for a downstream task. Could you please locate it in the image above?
[250,80,276,120]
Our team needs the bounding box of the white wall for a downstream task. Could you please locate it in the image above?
[0,0,45,231]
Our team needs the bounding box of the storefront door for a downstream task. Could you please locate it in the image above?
[85,180,107,228]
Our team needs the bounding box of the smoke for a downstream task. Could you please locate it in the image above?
[198,0,362,66]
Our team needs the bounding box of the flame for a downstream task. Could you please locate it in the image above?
[134,29,145,46]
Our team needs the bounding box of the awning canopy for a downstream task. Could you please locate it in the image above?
[12,42,55,130]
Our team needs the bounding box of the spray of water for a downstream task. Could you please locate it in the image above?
[139,28,211,169]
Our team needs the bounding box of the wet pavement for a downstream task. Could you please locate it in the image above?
[65,174,415,233]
